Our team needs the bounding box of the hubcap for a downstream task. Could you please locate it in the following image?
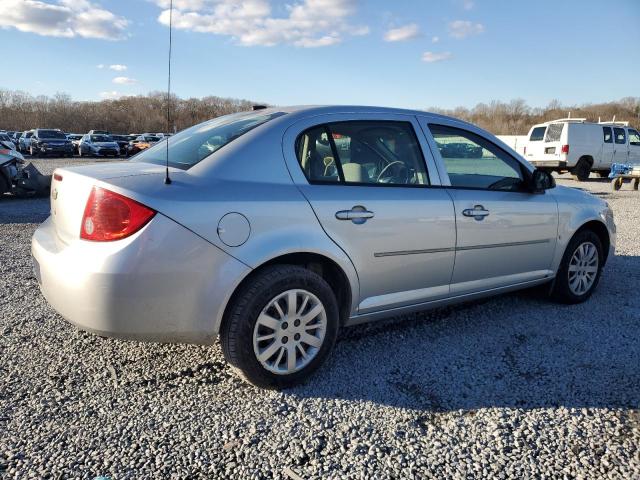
[568,242,599,296]
[253,289,327,375]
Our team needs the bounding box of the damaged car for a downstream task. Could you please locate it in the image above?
[0,148,51,197]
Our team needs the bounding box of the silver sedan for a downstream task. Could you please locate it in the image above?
[32,106,616,388]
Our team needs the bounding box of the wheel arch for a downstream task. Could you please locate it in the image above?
[219,251,356,337]
[573,219,611,263]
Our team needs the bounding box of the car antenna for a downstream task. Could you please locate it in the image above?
[164,0,173,185]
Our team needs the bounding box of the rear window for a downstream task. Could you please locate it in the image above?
[131,111,286,170]
[38,129,66,139]
[529,126,546,141]
[544,123,564,142]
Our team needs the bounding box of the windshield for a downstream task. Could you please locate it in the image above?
[131,111,286,169]
[39,130,66,139]
[91,135,113,142]
[0,134,10,141]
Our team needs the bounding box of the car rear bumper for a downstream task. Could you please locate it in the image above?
[32,214,250,344]
[529,160,568,168]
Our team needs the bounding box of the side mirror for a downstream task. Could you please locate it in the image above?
[530,169,555,193]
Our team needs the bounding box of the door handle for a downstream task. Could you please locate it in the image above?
[462,205,490,220]
[335,206,374,224]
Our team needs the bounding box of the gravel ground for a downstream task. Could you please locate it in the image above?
[1,158,639,479]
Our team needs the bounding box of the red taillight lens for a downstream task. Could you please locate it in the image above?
[561,144,569,154]
[80,186,156,241]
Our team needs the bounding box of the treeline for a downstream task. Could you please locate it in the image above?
[430,97,640,135]
[0,89,638,135]
[0,90,258,134]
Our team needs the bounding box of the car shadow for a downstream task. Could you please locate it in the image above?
[288,254,640,411]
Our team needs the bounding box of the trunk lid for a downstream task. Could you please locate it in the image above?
[49,162,171,245]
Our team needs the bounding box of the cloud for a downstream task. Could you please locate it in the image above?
[153,0,369,48]
[462,0,474,10]
[448,20,484,39]
[384,23,420,42]
[422,51,452,63]
[97,64,105,69]
[112,76,137,85]
[431,36,439,43]
[0,0,128,40]
[109,64,127,71]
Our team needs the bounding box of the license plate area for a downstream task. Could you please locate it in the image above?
[545,147,556,154]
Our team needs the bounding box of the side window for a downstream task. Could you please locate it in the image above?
[627,129,640,146]
[603,127,613,143]
[614,127,626,145]
[429,124,525,191]
[529,126,546,141]
[295,121,429,186]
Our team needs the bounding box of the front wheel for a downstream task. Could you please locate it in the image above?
[220,265,339,389]
[551,230,604,304]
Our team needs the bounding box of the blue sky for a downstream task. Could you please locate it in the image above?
[1,0,639,109]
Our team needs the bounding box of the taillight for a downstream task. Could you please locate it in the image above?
[523,146,527,155]
[80,186,155,241]
[561,144,569,154]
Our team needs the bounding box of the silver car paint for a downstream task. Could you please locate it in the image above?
[32,105,616,343]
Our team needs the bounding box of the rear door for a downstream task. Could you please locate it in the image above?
[601,126,615,168]
[419,119,558,295]
[613,127,628,163]
[283,113,456,314]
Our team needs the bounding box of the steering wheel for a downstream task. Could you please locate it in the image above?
[377,161,407,183]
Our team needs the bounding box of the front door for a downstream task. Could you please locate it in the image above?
[627,128,640,163]
[283,115,456,314]
[421,121,558,295]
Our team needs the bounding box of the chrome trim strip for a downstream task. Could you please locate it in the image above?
[374,239,551,258]
[374,247,455,257]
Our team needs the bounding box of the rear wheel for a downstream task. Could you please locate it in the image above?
[611,177,624,191]
[571,158,592,181]
[221,265,339,388]
[551,230,604,304]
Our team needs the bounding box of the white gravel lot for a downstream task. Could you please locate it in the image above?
[1,158,639,479]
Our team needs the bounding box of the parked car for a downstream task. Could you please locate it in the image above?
[0,132,16,150]
[28,129,74,157]
[18,130,34,153]
[78,134,121,157]
[111,135,130,155]
[88,130,110,135]
[32,106,615,388]
[125,134,161,156]
[11,132,23,147]
[66,134,83,155]
[523,118,640,180]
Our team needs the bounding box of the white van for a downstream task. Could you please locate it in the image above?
[523,118,640,181]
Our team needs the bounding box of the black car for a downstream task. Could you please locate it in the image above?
[28,129,74,157]
[111,135,131,155]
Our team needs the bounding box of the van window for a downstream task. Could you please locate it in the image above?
[603,127,613,143]
[545,123,564,142]
[614,127,626,145]
[529,126,546,141]
[629,129,640,146]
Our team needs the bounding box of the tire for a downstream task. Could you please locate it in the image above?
[594,170,611,178]
[220,265,339,389]
[611,177,624,191]
[571,158,592,181]
[551,229,604,304]
[633,179,639,191]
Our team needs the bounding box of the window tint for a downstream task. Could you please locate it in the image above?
[295,121,429,186]
[603,127,613,143]
[429,124,525,191]
[629,129,640,146]
[131,111,286,170]
[545,123,564,142]
[614,127,626,145]
[529,126,546,141]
